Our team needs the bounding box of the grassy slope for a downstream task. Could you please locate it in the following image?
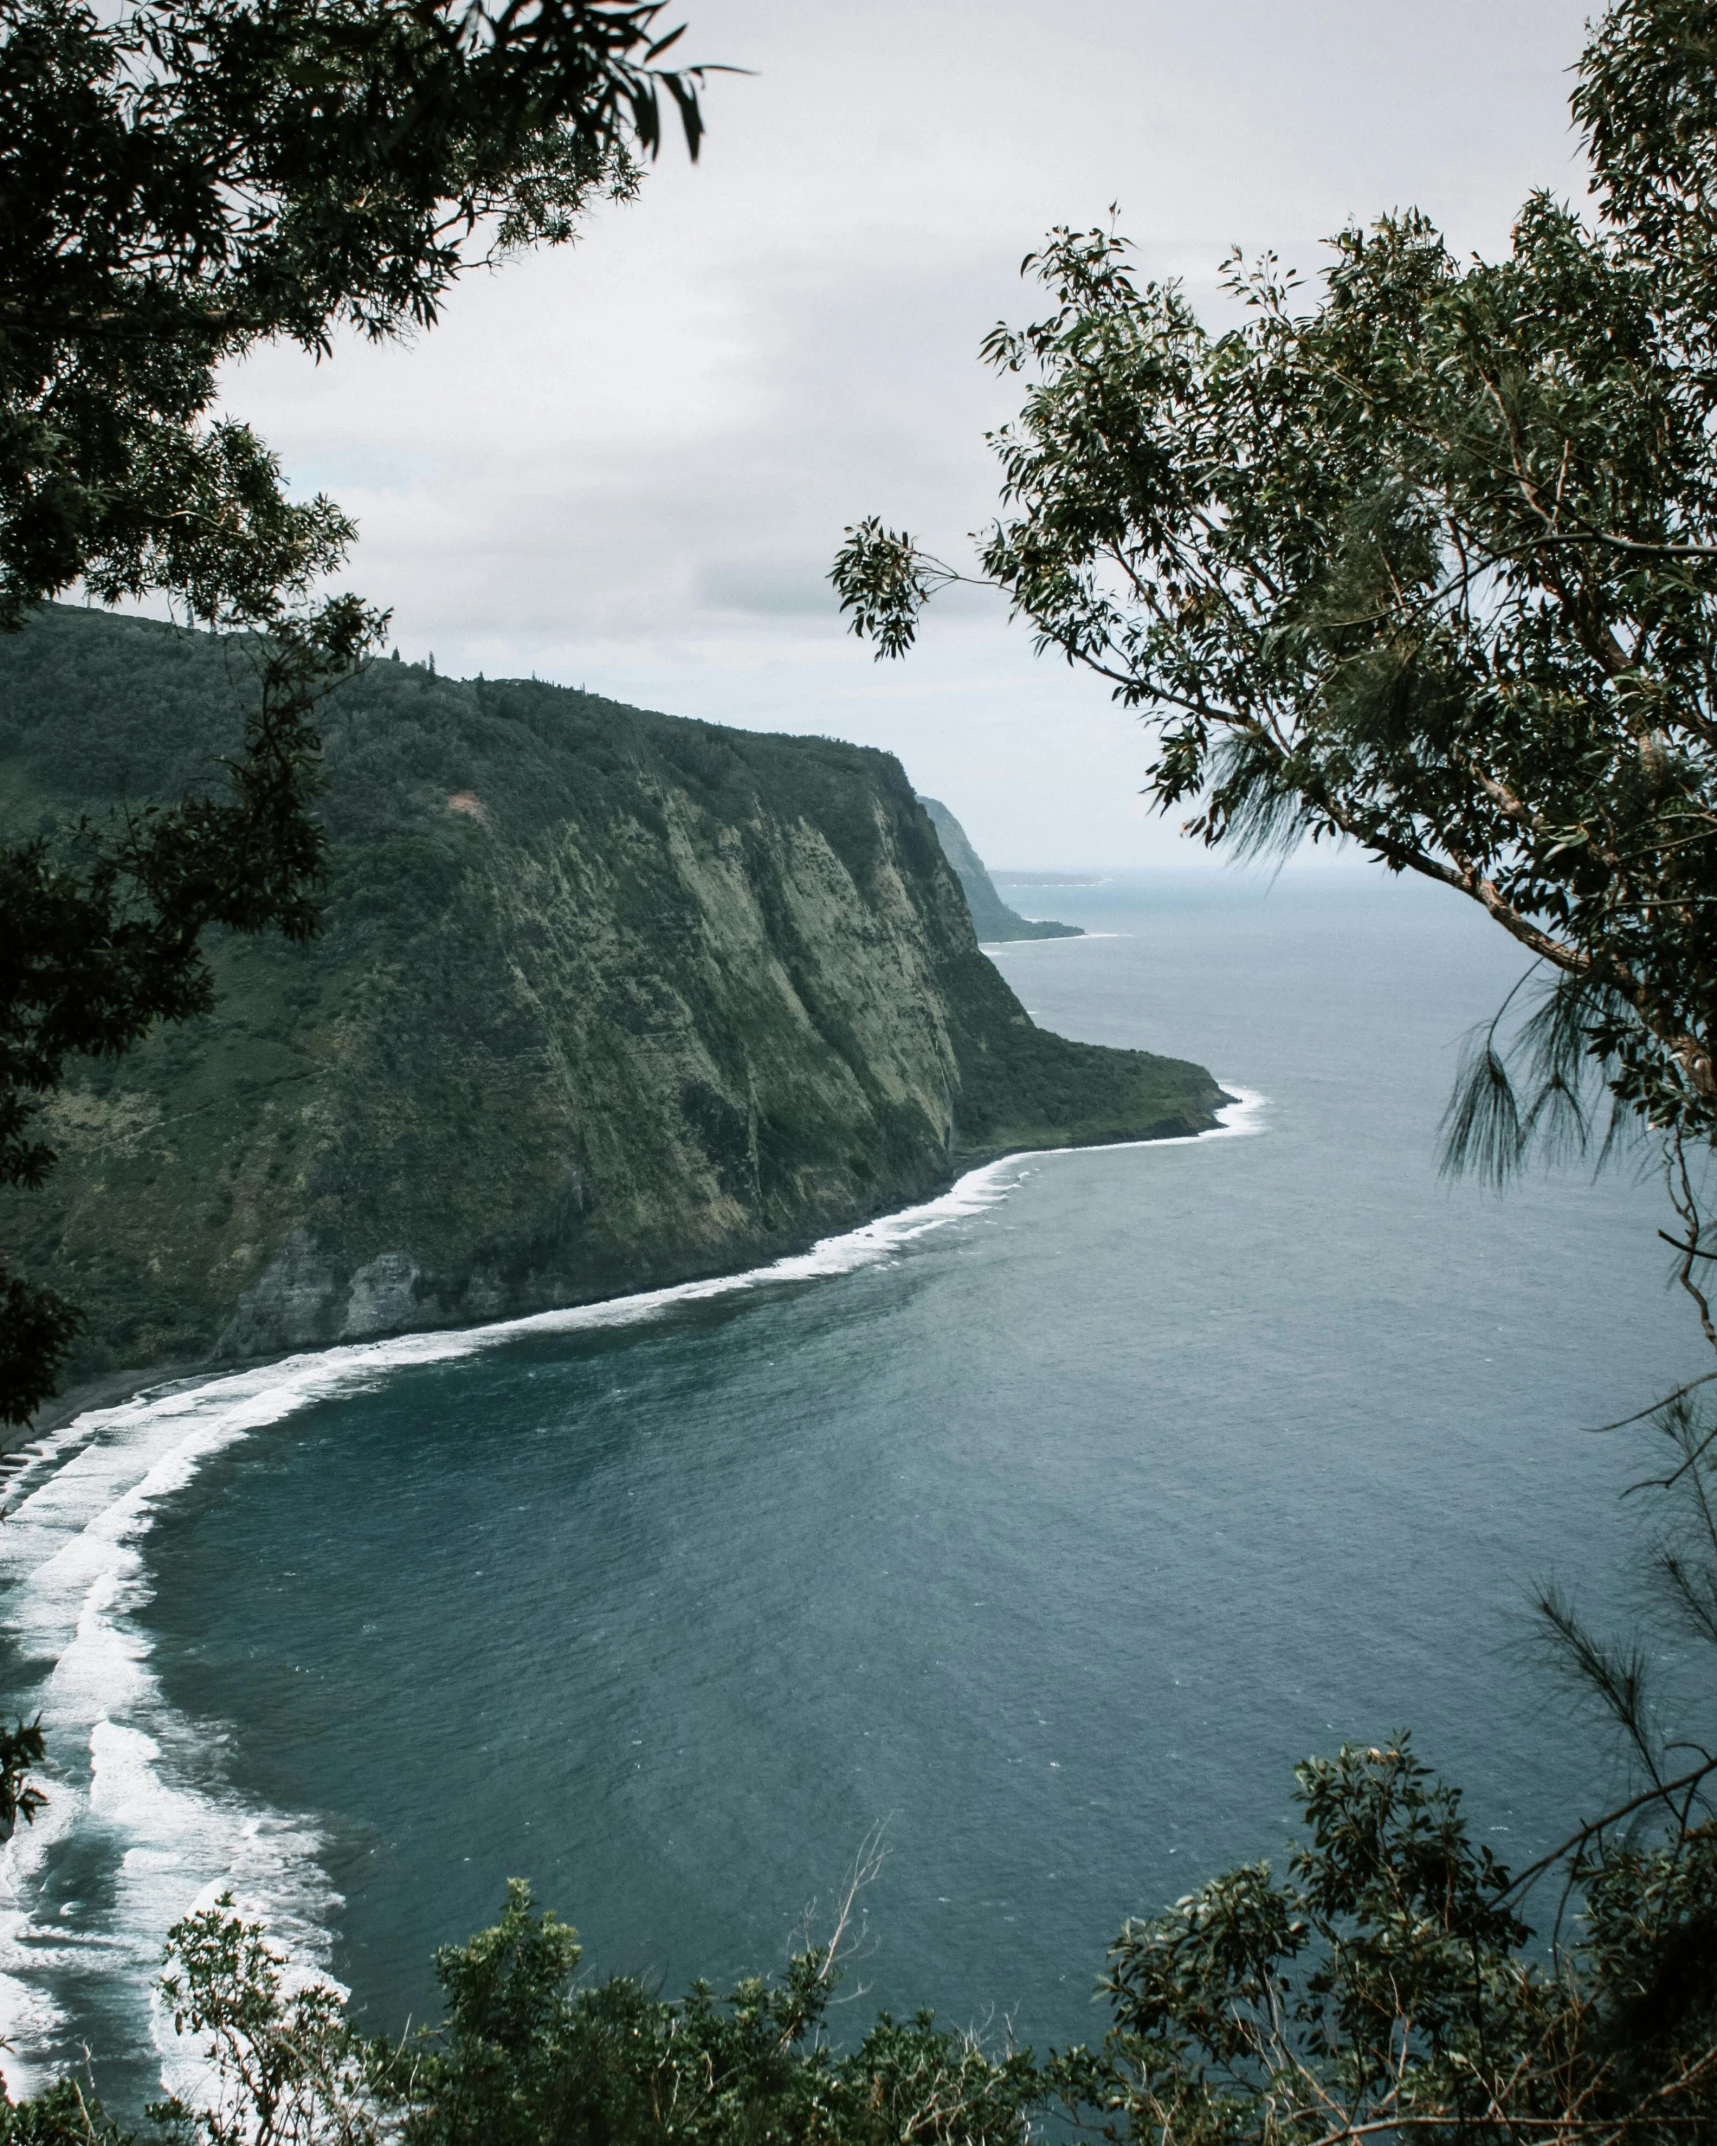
[1,608,1225,1375]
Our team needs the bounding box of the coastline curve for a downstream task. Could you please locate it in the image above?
[0,1084,1264,2102]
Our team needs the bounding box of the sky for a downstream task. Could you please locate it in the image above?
[222,0,1599,869]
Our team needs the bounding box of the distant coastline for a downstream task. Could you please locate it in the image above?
[991,870,1106,888]
[917,798,1085,939]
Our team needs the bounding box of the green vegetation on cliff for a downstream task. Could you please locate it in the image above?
[0,606,1224,1381]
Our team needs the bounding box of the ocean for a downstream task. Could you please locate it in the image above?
[0,865,1701,2114]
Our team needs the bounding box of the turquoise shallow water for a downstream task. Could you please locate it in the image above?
[0,867,1703,2113]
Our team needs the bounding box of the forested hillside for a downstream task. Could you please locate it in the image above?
[0,607,1224,1381]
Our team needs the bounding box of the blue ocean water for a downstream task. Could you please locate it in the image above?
[0,866,1701,2113]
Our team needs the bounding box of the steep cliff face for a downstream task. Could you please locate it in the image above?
[0,608,1226,1376]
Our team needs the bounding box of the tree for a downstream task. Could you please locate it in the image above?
[1053,1739,1717,2145]
[832,0,1717,2123]
[8,1763,1710,2143]
[136,1879,1040,2146]
[831,0,1717,1486]
[832,0,1717,1207]
[0,0,715,1423]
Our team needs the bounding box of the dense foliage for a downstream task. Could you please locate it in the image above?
[2,1729,1713,2144]
[123,1878,1038,2146]
[0,0,713,1422]
[0,0,695,632]
[0,605,371,1417]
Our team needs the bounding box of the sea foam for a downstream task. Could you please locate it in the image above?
[0,1096,1261,2100]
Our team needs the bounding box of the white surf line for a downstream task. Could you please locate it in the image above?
[0,1088,1265,2095]
[1200,1083,1267,1139]
[0,1356,355,2100]
[981,934,1127,948]
[995,1083,1267,1162]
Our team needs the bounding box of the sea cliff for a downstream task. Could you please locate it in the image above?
[0,607,1226,1378]
[918,796,1082,940]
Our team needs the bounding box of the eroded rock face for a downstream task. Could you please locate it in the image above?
[1,607,1228,1376]
[220,1244,436,1355]
[342,1251,424,1339]
[217,1231,349,1356]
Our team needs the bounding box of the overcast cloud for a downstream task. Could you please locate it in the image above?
[220,0,1598,867]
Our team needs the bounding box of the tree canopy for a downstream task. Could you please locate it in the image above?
[0,0,710,632]
[833,0,1717,1216]
[0,0,714,1421]
[9,1741,1715,2143]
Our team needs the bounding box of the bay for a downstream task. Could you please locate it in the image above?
[0,865,1700,2113]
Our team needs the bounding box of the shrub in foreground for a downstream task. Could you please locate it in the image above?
[4,1738,1712,2145]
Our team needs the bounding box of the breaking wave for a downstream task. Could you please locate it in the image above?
[0,1092,1261,2101]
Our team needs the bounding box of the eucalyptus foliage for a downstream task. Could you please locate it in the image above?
[832,0,1717,1185]
[0,0,712,1421]
[1057,1741,1717,2145]
[0,0,703,630]
[7,1756,1714,2145]
[134,1881,1041,2146]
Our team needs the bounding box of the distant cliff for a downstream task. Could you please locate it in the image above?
[917,798,1082,941]
[0,608,1226,1379]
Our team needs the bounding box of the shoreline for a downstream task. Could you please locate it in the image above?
[0,1081,1263,2100]
[14,1088,1260,1452]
